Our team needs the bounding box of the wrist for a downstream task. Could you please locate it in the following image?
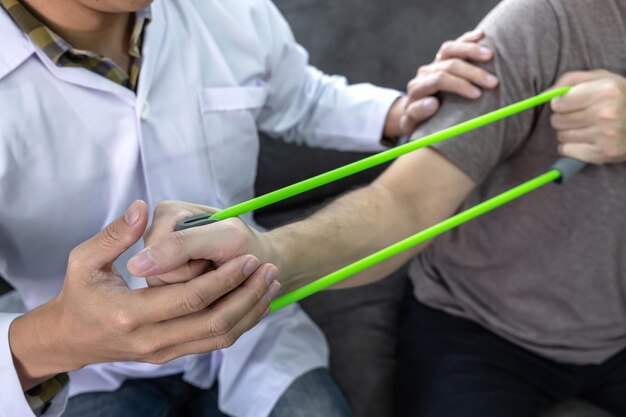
[8,298,75,390]
[383,96,407,139]
[263,228,297,286]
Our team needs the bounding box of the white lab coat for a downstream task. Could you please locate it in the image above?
[0,0,400,416]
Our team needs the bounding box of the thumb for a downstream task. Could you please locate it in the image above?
[551,72,609,113]
[401,97,440,134]
[74,200,149,270]
[552,70,609,89]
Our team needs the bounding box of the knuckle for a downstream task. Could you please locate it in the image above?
[443,59,460,71]
[601,144,622,160]
[131,338,157,359]
[406,82,416,97]
[601,127,620,140]
[467,41,481,51]
[100,223,123,249]
[439,41,454,55]
[417,65,430,75]
[111,310,140,334]
[216,332,237,350]
[223,268,243,291]
[432,71,446,84]
[599,107,620,122]
[145,352,174,365]
[247,276,267,303]
[473,66,488,79]
[155,200,177,214]
[600,81,621,99]
[207,316,233,337]
[222,219,247,250]
[255,299,270,318]
[145,356,165,365]
[67,248,85,272]
[179,288,208,314]
[220,218,240,234]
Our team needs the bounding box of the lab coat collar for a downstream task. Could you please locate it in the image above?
[0,3,165,106]
[0,8,36,81]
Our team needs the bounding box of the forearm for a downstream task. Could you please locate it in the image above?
[267,183,425,292]
[265,149,476,293]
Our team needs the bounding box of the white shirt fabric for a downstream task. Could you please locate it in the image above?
[0,0,400,416]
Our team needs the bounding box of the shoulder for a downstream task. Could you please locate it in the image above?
[479,0,559,37]
[484,0,623,38]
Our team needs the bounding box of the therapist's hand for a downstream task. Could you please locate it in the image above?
[385,29,499,137]
[9,201,272,391]
[551,70,626,164]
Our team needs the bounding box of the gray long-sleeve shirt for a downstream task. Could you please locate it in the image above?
[410,0,626,364]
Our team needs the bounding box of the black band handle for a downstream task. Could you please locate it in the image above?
[175,214,220,231]
[551,157,586,185]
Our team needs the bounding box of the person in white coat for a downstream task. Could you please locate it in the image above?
[0,0,498,416]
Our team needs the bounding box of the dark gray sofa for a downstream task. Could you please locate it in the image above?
[256,1,615,417]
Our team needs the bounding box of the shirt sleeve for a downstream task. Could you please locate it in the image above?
[252,0,402,152]
[414,0,562,184]
[0,313,69,417]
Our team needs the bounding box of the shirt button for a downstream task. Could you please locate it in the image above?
[141,101,151,120]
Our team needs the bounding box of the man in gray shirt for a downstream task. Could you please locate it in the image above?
[125,0,626,415]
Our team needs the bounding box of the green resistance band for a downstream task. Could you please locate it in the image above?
[176,86,570,230]
[174,86,582,311]
[270,157,585,311]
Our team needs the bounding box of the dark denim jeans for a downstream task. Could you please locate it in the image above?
[396,287,626,417]
[63,368,352,417]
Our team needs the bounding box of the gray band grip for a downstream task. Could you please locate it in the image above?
[175,214,220,231]
[551,157,586,185]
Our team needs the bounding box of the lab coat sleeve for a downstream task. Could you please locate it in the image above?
[253,0,402,152]
[0,313,68,417]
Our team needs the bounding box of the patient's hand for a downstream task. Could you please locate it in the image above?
[551,70,626,164]
[128,201,280,298]
[394,29,499,136]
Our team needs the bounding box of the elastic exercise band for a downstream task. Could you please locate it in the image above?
[270,164,575,311]
[209,87,571,221]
